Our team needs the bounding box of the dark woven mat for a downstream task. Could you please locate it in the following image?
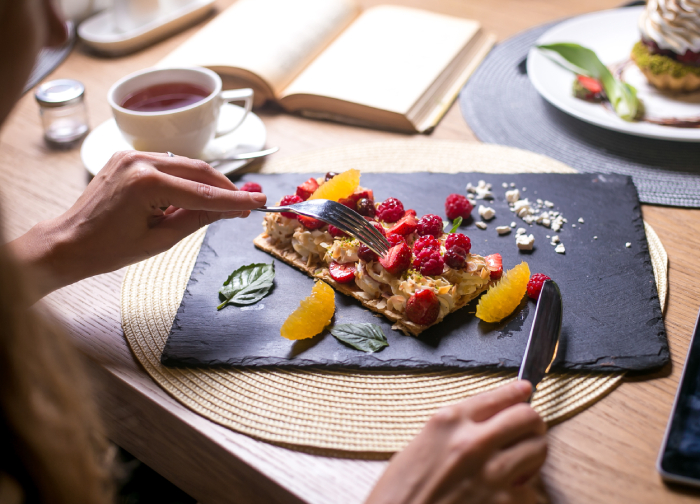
[459,15,700,208]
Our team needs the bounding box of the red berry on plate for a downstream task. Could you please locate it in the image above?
[379,242,411,275]
[296,177,319,200]
[357,243,378,262]
[527,273,552,300]
[356,198,376,217]
[279,194,303,219]
[405,209,417,217]
[387,233,406,247]
[413,247,444,276]
[325,171,339,181]
[298,215,324,230]
[444,246,467,269]
[338,197,357,210]
[445,194,473,221]
[329,261,356,283]
[387,212,418,236]
[413,235,439,255]
[416,214,443,237]
[328,225,347,238]
[370,220,387,237]
[576,75,603,94]
[240,182,262,193]
[376,197,405,223]
[485,253,503,280]
[445,233,471,255]
[406,289,440,326]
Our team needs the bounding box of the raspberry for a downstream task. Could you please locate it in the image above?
[356,198,376,217]
[413,235,439,255]
[329,261,356,283]
[296,177,319,200]
[405,289,440,326]
[328,225,347,238]
[444,246,467,269]
[279,194,303,219]
[527,273,552,300]
[239,182,262,192]
[413,247,444,276]
[387,234,406,247]
[298,215,324,230]
[357,244,378,262]
[387,213,418,236]
[416,214,443,237]
[379,242,411,275]
[405,209,417,217]
[485,253,503,280]
[445,233,471,255]
[376,197,405,223]
[445,194,473,221]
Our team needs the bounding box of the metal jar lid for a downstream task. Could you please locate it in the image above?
[35,79,85,107]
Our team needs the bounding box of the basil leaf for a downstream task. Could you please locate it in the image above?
[537,43,641,121]
[217,262,275,310]
[449,216,463,233]
[330,323,389,353]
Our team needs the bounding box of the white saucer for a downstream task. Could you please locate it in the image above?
[81,104,267,177]
[527,6,700,143]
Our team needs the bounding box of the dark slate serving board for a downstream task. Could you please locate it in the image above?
[161,173,668,372]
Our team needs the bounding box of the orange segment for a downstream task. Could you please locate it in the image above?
[309,169,360,201]
[475,262,530,323]
[280,281,335,340]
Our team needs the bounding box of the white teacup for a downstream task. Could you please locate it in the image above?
[108,67,253,158]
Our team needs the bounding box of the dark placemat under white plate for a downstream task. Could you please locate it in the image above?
[458,14,700,208]
[162,172,667,373]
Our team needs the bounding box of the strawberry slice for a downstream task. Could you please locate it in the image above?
[577,75,603,94]
[379,242,411,276]
[387,213,418,236]
[405,209,417,217]
[485,253,503,280]
[338,197,356,210]
[406,289,440,326]
[328,225,347,238]
[296,178,319,201]
[329,261,356,283]
[298,215,324,230]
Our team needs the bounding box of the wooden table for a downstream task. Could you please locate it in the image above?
[2,1,700,502]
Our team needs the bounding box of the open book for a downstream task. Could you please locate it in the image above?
[159,0,495,132]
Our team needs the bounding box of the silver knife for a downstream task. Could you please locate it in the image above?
[518,279,563,398]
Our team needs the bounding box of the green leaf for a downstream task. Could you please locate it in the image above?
[449,216,463,233]
[537,43,641,121]
[217,262,275,310]
[330,323,389,353]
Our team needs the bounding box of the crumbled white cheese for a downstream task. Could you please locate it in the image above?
[555,243,566,254]
[478,205,496,221]
[542,218,551,227]
[522,187,527,191]
[625,242,631,248]
[551,235,560,244]
[594,236,598,240]
[505,188,520,203]
[544,200,554,208]
[510,221,516,228]
[502,182,508,188]
[516,233,535,250]
[496,226,511,235]
[578,217,584,224]
[475,221,487,230]
[551,215,564,232]
[537,198,543,205]
[467,180,494,200]
[572,224,576,228]
[516,227,527,236]
[510,182,516,187]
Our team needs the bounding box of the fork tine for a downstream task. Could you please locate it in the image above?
[331,212,388,255]
[331,212,388,252]
[327,205,390,251]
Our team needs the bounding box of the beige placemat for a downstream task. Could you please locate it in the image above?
[121,141,668,455]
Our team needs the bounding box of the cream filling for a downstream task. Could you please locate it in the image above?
[639,0,700,54]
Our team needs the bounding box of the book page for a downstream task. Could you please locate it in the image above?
[279,5,480,114]
[158,0,359,96]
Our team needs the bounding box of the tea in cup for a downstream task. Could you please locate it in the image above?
[108,67,253,158]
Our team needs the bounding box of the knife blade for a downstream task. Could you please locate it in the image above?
[518,279,563,396]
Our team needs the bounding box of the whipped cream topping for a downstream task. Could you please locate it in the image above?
[639,0,700,54]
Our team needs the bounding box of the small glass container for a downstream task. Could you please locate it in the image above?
[35,79,89,145]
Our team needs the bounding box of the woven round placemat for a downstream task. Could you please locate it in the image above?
[458,16,700,208]
[122,141,668,455]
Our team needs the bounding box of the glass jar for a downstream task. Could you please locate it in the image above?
[35,79,89,145]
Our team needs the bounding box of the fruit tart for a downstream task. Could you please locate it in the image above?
[253,171,501,336]
[632,0,700,92]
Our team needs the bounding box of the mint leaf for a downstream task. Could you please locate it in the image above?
[330,323,388,353]
[537,43,641,121]
[449,217,463,233]
[217,262,275,310]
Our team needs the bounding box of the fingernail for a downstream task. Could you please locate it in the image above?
[251,192,266,204]
[516,380,533,394]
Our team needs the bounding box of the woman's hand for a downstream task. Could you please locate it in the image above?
[8,151,266,300]
[366,380,547,504]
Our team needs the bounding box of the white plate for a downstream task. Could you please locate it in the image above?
[81,104,267,177]
[527,6,700,142]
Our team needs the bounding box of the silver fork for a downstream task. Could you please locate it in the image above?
[253,199,391,256]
